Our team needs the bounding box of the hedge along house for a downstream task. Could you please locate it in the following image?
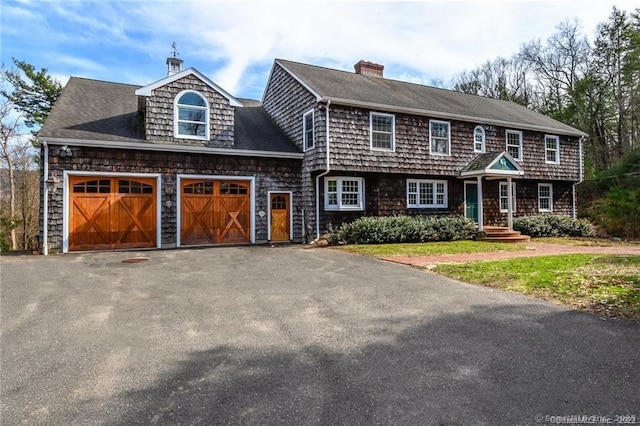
[261,59,587,238]
[38,56,302,254]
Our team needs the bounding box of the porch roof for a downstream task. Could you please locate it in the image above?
[459,151,524,178]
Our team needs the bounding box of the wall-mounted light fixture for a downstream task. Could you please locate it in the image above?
[46,174,60,193]
[164,176,175,194]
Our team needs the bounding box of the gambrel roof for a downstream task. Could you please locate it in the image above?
[275,59,587,138]
[39,77,300,156]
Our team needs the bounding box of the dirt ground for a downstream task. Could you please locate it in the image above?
[381,241,640,268]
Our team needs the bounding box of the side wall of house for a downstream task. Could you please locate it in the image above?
[317,174,574,234]
[42,145,302,252]
[327,105,581,181]
[143,74,235,147]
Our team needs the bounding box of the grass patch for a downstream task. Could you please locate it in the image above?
[337,240,526,257]
[435,254,640,320]
[533,237,630,247]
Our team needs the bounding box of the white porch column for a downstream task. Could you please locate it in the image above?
[477,176,483,232]
[507,176,513,230]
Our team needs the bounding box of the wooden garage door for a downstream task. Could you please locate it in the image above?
[69,176,157,251]
[181,179,251,245]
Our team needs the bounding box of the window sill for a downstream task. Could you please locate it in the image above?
[325,207,364,212]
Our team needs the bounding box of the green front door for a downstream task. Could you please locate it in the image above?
[465,183,478,222]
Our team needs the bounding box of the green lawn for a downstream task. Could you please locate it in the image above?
[435,254,640,320]
[337,240,526,257]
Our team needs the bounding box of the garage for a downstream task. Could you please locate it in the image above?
[68,176,158,251]
[180,178,252,246]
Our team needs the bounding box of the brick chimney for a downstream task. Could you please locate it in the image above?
[354,60,384,78]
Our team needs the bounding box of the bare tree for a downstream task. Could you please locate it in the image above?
[0,98,22,250]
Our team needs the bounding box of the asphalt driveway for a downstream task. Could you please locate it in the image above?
[1,246,639,425]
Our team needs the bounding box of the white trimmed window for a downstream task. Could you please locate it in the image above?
[545,135,560,164]
[407,179,448,208]
[538,183,553,212]
[499,181,517,213]
[303,110,314,151]
[506,129,523,161]
[325,177,365,211]
[474,126,485,153]
[370,112,395,151]
[175,91,209,140]
[430,120,451,155]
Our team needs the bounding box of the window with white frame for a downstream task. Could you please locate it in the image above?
[303,110,314,151]
[325,177,365,211]
[407,179,448,208]
[175,91,209,140]
[538,183,553,212]
[499,181,517,213]
[474,126,485,153]
[545,135,560,164]
[370,112,394,151]
[506,130,523,161]
[430,120,451,155]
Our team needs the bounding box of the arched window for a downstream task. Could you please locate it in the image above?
[174,91,209,140]
[474,126,485,153]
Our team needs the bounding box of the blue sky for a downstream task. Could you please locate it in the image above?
[1,0,637,101]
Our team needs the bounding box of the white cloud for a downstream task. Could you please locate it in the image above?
[3,0,639,99]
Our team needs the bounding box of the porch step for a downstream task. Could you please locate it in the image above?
[478,226,531,243]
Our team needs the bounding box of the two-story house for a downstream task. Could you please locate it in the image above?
[38,56,586,254]
[262,59,586,238]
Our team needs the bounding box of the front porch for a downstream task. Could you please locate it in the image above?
[460,151,524,234]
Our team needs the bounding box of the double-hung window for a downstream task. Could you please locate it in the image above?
[325,177,365,211]
[407,179,448,208]
[430,120,451,155]
[538,183,553,212]
[499,182,517,213]
[506,130,523,161]
[545,135,560,164]
[303,110,314,151]
[500,182,516,213]
[370,112,395,151]
[175,91,209,140]
[474,126,485,153]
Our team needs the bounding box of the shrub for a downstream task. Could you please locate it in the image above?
[326,215,476,245]
[513,214,596,238]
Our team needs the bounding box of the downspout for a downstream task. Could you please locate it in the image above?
[42,141,49,255]
[572,136,584,219]
[315,100,331,240]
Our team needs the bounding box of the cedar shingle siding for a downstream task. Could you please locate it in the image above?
[38,58,585,252]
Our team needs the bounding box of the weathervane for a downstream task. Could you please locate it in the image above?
[171,41,179,57]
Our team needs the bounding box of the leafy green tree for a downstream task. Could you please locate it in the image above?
[0,58,62,136]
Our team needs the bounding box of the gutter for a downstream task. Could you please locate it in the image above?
[315,100,331,240]
[42,141,49,255]
[572,135,585,219]
[38,137,304,160]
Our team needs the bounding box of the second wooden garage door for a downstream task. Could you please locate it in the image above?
[181,179,251,245]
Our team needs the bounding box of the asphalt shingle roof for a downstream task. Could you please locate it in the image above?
[39,77,300,154]
[277,59,586,137]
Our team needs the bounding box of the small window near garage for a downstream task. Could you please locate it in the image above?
[220,182,248,195]
[474,126,485,153]
[325,177,365,211]
[73,179,111,193]
[499,181,517,213]
[538,183,553,212]
[183,181,214,194]
[545,135,560,164]
[370,112,395,151]
[407,179,448,208]
[303,110,314,151]
[118,180,153,194]
[175,90,209,140]
[430,120,451,156]
[506,129,523,161]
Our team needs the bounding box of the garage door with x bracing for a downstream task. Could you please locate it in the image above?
[69,176,157,251]
[181,179,251,245]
